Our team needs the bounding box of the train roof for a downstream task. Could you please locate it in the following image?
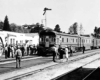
[39,29,93,38]
[39,29,56,36]
[39,29,79,37]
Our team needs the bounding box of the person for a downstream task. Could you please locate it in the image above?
[65,46,69,61]
[58,45,64,59]
[4,44,8,59]
[33,45,36,54]
[11,46,14,58]
[83,45,85,54]
[70,46,73,57]
[51,46,58,62]
[8,45,11,58]
[15,46,22,68]
[21,45,25,56]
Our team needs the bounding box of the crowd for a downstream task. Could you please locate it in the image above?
[4,44,37,59]
[52,45,85,62]
[3,43,85,68]
[52,45,70,62]
[4,44,37,68]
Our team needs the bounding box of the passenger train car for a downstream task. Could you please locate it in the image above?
[38,29,100,55]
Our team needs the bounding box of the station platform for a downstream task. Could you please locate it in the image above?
[0,49,98,62]
[0,55,40,62]
[0,49,100,80]
[0,49,100,62]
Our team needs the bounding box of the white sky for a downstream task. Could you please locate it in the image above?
[0,0,100,34]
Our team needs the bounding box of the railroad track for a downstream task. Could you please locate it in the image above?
[52,59,100,80]
[83,67,100,80]
[5,51,100,80]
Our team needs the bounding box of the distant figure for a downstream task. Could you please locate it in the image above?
[33,45,36,54]
[5,44,8,59]
[27,45,30,55]
[52,46,58,62]
[21,45,25,56]
[8,45,11,58]
[11,46,14,58]
[15,46,22,68]
[65,46,69,61]
[83,46,85,54]
[70,46,73,57]
[58,45,64,59]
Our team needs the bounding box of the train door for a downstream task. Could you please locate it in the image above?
[45,36,49,47]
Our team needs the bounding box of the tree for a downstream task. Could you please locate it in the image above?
[73,22,78,34]
[30,23,44,33]
[0,21,4,29]
[78,23,84,35]
[10,23,17,32]
[3,15,11,31]
[54,24,61,32]
[68,25,73,34]
[94,26,98,34]
[68,22,78,34]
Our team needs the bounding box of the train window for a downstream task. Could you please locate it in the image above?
[76,39,77,42]
[73,39,74,43]
[67,38,68,42]
[62,38,64,42]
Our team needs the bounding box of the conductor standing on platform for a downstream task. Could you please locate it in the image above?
[15,46,22,68]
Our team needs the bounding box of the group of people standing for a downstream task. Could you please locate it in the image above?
[4,44,37,68]
[52,45,86,62]
[52,45,70,62]
[4,44,37,59]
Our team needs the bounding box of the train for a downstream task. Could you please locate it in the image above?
[37,29,100,55]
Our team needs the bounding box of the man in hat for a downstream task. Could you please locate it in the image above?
[15,46,22,68]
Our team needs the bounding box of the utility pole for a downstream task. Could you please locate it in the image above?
[43,7,52,27]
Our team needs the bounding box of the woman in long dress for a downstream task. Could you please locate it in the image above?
[65,46,69,61]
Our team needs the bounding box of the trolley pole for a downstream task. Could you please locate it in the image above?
[43,7,52,27]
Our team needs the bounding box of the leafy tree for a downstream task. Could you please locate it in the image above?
[54,24,61,32]
[0,21,4,29]
[94,26,98,34]
[10,23,17,32]
[68,22,78,34]
[68,25,73,34]
[3,15,11,31]
[30,23,44,33]
[73,22,78,34]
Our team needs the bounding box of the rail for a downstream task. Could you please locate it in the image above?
[51,59,100,80]
[82,67,100,80]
